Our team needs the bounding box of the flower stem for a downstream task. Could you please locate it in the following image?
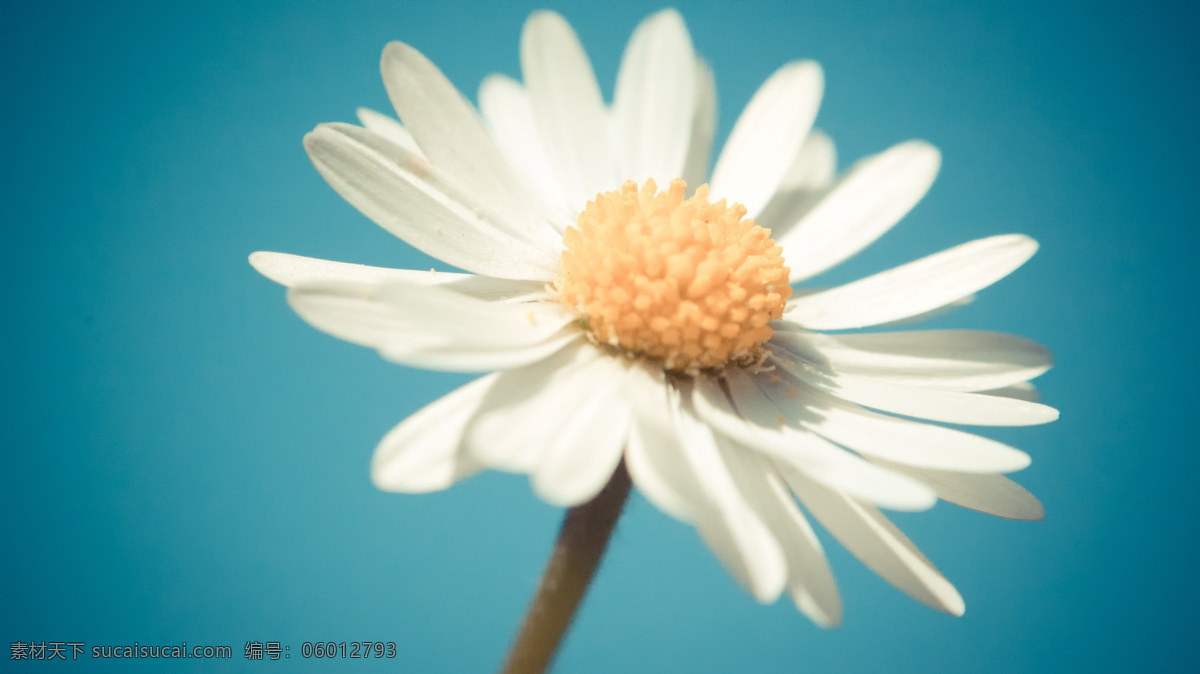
[500,460,633,674]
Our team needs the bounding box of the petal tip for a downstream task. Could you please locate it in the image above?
[788,59,825,87]
[932,583,966,617]
[900,138,939,153]
[301,130,318,151]
[1009,451,1033,472]
[794,593,843,628]
[909,140,942,169]
[302,123,338,152]
[879,140,940,183]
[1026,500,1047,522]
[354,106,382,127]
[248,251,282,284]
[883,479,939,512]
[912,489,940,512]
[380,40,412,63]
[525,9,569,32]
[816,608,845,629]
[479,72,512,91]
[368,463,391,491]
[1002,233,1040,257]
[645,8,687,35]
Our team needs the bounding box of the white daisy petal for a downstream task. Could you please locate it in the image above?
[782,468,966,616]
[692,374,938,511]
[785,234,1038,330]
[291,278,572,348]
[371,375,493,493]
[980,381,1041,402]
[530,358,634,506]
[770,329,1053,392]
[611,8,695,186]
[872,294,976,327]
[623,367,696,522]
[779,141,941,282]
[710,60,824,219]
[768,343,1059,426]
[783,129,837,190]
[869,459,1045,521]
[478,75,574,229]
[378,334,581,373]
[622,370,787,602]
[755,129,837,236]
[251,251,444,287]
[354,107,424,157]
[287,278,579,372]
[467,343,612,475]
[249,251,549,302]
[814,375,1057,427]
[521,10,616,212]
[380,41,556,246]
[720,443,843,626]
[303,123,557,280]
[673,386,788,603]
[680,59,717,192]
[753,373,1031,473]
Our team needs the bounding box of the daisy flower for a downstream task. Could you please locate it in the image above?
[251,8,1056,631]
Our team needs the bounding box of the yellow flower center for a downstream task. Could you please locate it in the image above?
[557,178,791,373]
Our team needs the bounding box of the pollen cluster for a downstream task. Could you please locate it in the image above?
[558,178,791,373]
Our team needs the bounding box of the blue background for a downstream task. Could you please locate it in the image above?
[4,0,1197,671]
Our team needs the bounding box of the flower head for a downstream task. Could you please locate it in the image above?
[252,9,1056,627]
[560,178,791,372]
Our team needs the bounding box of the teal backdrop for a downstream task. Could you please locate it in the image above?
[4,0,1197,671]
